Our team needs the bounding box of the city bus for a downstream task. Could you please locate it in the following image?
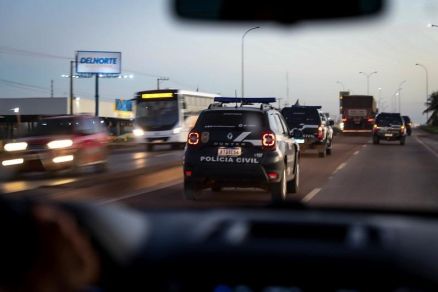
[132,89,219,151]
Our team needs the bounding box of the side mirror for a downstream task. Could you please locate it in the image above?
[329,120,335,126]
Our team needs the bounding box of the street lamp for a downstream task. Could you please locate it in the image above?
[359,71,378,95]
[415,63,429,124]
[241,26,260,98]
[336,80,345,91]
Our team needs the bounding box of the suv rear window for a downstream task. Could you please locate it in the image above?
[196,111,266,130]
[376,114,403,126]
[281,107,321,128]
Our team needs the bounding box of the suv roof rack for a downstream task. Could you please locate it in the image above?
[289,105,322,109]
[214,97,276,104]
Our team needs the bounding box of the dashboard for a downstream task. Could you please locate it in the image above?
[69,204,438,291]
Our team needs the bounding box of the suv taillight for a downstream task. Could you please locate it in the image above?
[262,131,276,150]
[187,131,200,146]
[315,126,324,140]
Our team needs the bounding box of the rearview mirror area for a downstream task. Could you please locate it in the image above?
[173,0,385,24]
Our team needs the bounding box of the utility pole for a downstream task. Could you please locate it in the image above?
[157,77,169,90]
[50,80,54,98]
[286,72,290,104]
[241,26,260,98]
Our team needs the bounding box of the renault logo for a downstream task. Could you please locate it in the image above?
[227,132,233,140]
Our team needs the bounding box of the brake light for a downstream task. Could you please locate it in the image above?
[262,131,276,150]
[187,131,200,146]
[267,172,279,180]
[367,118,374,123]
[315,126,324,140]
[342,118,347,122]
[184,170,193,177]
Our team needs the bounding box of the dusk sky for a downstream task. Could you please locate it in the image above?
[1,0,438,123]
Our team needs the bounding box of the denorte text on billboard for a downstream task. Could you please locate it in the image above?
[76,51,121,74]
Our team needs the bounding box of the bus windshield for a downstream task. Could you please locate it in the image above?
[136,99,179,131]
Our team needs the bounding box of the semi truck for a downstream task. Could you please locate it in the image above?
[340,95,377,133]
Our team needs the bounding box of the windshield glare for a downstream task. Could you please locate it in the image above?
[136,100,178,129]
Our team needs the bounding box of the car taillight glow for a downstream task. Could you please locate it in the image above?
[267,172,279,180]
[262,131,276,149]
[367,118,374,122]
[184,170,193,177]
[316,126,324,140]
[400,125,405,134]
[187,131,200,145]
[342,118,347,122]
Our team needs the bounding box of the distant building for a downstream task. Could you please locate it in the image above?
[0,97,133,139]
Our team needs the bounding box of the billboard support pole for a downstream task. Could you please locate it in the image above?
[95,74,99,117]
[70,60,74,115]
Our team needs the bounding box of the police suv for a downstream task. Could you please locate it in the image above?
[183,97,300,202]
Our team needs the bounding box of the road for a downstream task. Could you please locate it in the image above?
[1,129,438,211]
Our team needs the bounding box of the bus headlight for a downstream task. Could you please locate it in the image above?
[173,127,182,134]
[133,128,145,137]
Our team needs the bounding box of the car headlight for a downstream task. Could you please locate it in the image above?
[4,142,28,152]
[47,139,73,149]
[133,128,145,137]
[173,127,182,134]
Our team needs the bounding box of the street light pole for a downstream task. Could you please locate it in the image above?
[336,80,345,91]
[241,26,260,98]
[398,80,406,114]
[416,63,429,124]
[359,71,378,95]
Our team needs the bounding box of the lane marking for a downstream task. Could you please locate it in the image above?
[353,150,360,156]
[98,179,183,205]
[415,136,438,160]
[302,188,321,202]
[332,162,347,175]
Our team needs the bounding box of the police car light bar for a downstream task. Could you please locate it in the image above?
[214,97,276,104]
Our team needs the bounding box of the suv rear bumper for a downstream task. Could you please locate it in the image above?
[184,152,285,189]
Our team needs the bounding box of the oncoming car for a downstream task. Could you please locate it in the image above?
[183,97,300,202]
[0,115,109,177]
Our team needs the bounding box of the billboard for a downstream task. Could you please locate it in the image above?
[76,51,121,74]
[115,99,132,112]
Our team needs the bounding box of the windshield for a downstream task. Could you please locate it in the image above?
[197,111,266,130]
[376,115,403,126]
[30,118,75,136]
[0,1,438,220]
[135,100,178,130]
[282,108,321,128]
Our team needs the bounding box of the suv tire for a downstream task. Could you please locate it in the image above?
[184,180,200,200]
[287,162,299,194]
[271,168,287,202]
[373,136,379,145]
[400,137,406,145]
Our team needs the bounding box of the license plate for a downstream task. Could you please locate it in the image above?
[385,133,393,137]
[218,147,241,157]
